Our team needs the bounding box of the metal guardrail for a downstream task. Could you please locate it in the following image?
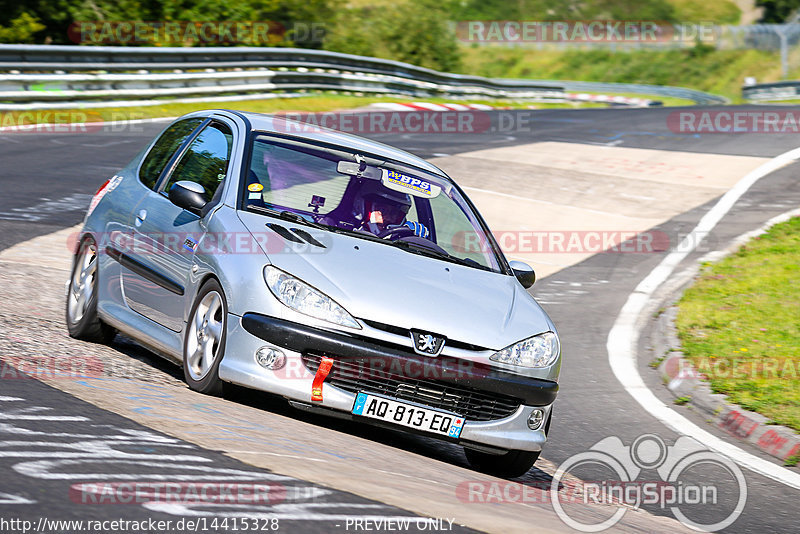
[565,81,729,105]
[0,44,723,108]
[742,80,800,101]
[0,70,563,102]
[0,44,565,105]
[512,80,728,105]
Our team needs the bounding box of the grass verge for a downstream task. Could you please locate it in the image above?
[0,92,630,126]
[676,215,800,431]
[459,45,800,103]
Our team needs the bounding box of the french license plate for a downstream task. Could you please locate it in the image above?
[351,392,465,438]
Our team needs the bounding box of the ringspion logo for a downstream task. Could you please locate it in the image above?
[459,434,747,531]
[550,434,746,531]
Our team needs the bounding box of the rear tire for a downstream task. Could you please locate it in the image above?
[66,237,116,343]
[464,448,540,479]
[183,279,227,395]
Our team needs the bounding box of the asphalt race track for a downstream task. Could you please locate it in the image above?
[0,376,470,533]
[1,106,800,533]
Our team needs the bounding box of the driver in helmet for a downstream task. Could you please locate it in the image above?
[353,179,429,238]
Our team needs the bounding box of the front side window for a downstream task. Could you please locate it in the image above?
[243,135,503,272]
[138,118,204,190]
[163,122,233,202]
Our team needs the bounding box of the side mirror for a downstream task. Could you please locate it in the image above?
[168,181,207,214]
[509,260,536,289]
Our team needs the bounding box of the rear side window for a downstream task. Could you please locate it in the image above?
[138,118,204,190]
[162,122,233,202]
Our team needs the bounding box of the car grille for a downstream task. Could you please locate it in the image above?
[302,353,521,422]
[360,319,489,352]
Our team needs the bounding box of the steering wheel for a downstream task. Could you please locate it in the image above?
[377,224,415,240]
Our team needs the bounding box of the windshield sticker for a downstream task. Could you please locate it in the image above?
[248,192,262,200]
[381,170,441,199]
[248,183,264,192]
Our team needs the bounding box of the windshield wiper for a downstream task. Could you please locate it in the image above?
[390,239,492,271]
[244,205,389,243]
[245,205,329,231]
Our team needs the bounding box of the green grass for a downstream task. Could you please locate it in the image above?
[669,0,742,24]
[0,94,407,124]
[0,92,653,125]
[459,45,799,103]
[674,395,692,406]
[676,216,800,431]
[348,0,744,24]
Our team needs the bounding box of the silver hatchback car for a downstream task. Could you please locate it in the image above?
[66,109,561,477]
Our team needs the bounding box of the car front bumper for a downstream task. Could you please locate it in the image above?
[219,313,558,452]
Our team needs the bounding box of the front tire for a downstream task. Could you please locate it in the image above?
[464,448,540,479]
[465,410,552,478]
[66,237,115,343]
[183,279,227,395]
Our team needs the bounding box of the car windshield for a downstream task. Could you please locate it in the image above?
[242,134,503,272]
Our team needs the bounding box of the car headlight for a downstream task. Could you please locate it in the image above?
[263,266,360,329]
[490,332,560,368]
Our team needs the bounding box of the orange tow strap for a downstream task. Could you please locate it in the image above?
[311,357,334,402]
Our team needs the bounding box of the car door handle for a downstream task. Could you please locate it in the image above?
[135,209,147,227]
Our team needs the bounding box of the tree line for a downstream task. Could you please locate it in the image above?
[0,0,793,72]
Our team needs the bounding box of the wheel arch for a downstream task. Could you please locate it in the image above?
[183,271,227,326]
[75,231,96,250]
[197,272,223,294]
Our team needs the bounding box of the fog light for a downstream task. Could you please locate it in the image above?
[527,409,545,430]
[255,347,286,370]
